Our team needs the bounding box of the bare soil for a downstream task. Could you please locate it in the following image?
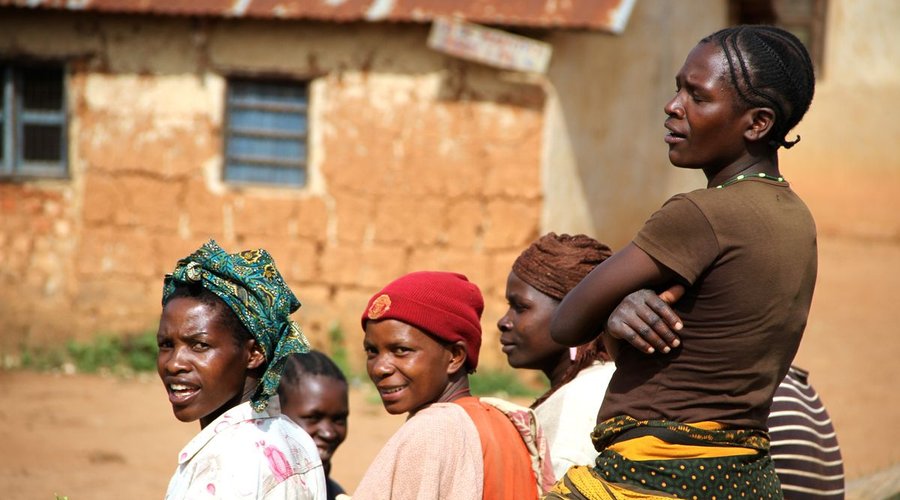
[0,370,406,500]
[1,234,897,499]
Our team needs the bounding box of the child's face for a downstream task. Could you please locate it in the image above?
[364,319,460,415]
[157,297,257,427]
[663,42,752,172]
[281,375,349,471]
[498,271,567,373]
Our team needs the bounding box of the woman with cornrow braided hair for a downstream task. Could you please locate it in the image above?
[709,25,815,150]
[544,25,817,499]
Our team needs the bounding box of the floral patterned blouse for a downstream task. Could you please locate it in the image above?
[165,396,326,499]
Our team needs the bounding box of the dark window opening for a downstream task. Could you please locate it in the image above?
[0,62,68,179]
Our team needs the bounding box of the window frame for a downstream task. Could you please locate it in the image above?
[222,75,311,188]
[0,60,69,180]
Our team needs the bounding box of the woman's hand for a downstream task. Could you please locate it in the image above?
[605,285,685,354]
[551,243,675,346]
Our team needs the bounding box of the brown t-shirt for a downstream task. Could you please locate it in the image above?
[599,179,817,430]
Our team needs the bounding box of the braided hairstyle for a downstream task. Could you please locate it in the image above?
[279,349,348,390]
[702,25,816,149]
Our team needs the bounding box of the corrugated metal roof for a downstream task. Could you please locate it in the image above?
[0,0,636,33]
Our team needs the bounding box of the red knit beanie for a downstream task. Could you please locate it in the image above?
[361,271,484,371]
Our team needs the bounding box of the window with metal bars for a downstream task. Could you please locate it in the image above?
[0,62,68,179]
[223,78,309,186]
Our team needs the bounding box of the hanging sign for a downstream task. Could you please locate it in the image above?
[427,17,553,74]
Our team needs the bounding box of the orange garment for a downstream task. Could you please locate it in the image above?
[455,396,539,499]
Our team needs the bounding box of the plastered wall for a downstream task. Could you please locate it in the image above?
[785,0,900,241]
[542,0,900,245]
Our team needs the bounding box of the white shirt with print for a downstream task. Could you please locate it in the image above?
[165,396,326,499]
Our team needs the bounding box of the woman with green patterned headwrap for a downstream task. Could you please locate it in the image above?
[157,240,326,500]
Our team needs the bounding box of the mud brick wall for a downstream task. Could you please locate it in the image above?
[0,13,545,370]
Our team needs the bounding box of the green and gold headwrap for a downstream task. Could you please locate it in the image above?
[162,240,310,412]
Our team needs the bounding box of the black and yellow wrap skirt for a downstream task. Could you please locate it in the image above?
[543,416,783,500]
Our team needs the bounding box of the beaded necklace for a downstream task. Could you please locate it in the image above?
[715,172,786,189]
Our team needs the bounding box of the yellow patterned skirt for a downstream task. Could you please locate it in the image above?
[543,416,782,500]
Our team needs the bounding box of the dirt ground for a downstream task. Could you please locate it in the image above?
[0,370,410,500]
[1,234,898,499]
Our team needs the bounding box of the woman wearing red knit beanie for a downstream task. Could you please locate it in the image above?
[349,271,554,500]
